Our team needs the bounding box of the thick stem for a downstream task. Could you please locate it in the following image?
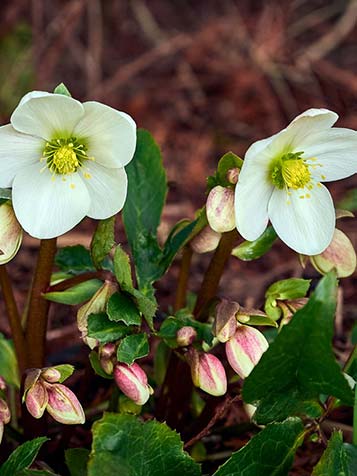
[174,246,193,312]
[25,238,57,368]
[194,230,238,320]
[0,266,28,376]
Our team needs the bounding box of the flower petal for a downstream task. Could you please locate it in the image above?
[0,125,44,187]
[73,101,136,168]
[268,184,335,255]
[82,161,128,219]
[12,164,90,239]
[11,93,84,140]
[300,128,357,182]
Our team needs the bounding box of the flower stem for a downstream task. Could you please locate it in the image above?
[353,383,357,446]
[174,246,193,312]
[25,238,57,368]
[194,230,238,320]
[0,266,28,376]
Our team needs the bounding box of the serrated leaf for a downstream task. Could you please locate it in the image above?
[89,351,113,379]
[0,334,20,387]
[312,431,357,475]
[91,217,116,269]
[55,245,95,274]
[88,413,201,476]
[129,288,157,330]
[232,226,277,261]
[113,245,133,290]
[213,418,304,476]
[106,292,141,326]
[65,448,90,476]
[0,437,48,476]
[87,312,133,344]
[43,279,103,305]
[53,83,71,96]
[265,278,310,300]
[243,273,354,424]
[117,333,149,365]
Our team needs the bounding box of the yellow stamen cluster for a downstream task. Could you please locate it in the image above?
[41,137,93,176]
[52,145,79,175]
[281,159,311,190]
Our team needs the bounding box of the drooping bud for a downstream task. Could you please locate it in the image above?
[77,281,117,348]
[206,186,235,233]
[45,383,85,425]
[0,202,22,265]
[25,380,48,419]
[226,167,239,185]
[226,325,268,378]
[99,343,117,375]
[188,349,227,397]
[213,299,239,343]
[191,226,221,254]
[0,398,10,424]
[176,326,197,347]
[114,362,153,405]
[310,229,356,278]
[41,367,61,383]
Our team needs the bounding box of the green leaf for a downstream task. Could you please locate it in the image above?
[158,314,213,348]
[53,83,71,96]
[117,333,149,365]
[0,334,20,387]
[122,129,167,293]
[216,152,243,187]
[243,273,354,424]
[312,431,357,475]
[232,226,277,261]
[265,278,311,300]
[65,448,90,476]
[213,418,304,476]
[0,188,11,200]
[88,413,201,476]
[91,217,116,269]
[107,292,141,326]
[0,437,48,476]
[87,312,133,344]
[89,351,113,379]
[129,288,157,330]
[242,315,278,328]
[55,245,95,274]
[51,364,74,383]
[113,245,133,290]
[43,279,103,305]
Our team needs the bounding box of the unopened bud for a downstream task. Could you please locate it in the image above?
[114,363,153,405]
[0,376,6,391]
[225,325,268,378]
[25,381,48,419]
[0,398,10,424]
[41,367,61,383]
[176,326,197,347]
[99,343,117,375]
[206,186,235,233]
[213,299,239,343]
[226,168,239,185]
[191,226,221,254]
[310,229,356,278]
[0,203,22,265]
[188,349,227,397]
[45,383,85,425]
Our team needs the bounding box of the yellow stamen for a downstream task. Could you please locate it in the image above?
[282,160,311,190]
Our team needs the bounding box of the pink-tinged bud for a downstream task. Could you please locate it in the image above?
[45,383,85,425]
[41,367,61,383]
[226,325,268,378]
[0,203,22,265]
[114,363,152,405]
[206,186,235,233]
[100,342,117,359]
[0,376,6,391]
[226,167,240,185]
[213,299,239,343]
[25,381,48,419]
[0,398,10,424]
[99,343,117,375]
[23,368,42,397]
[176,326,197,347]
[310,229,356,278]
[188,349,227,397]
[191,226,221,254]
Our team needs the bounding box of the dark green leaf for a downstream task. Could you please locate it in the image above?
[88,413,201,476]
[87,313,133,344]
[107,292,141,326]
[117,333,149,365]
[65,448,90,476]
[129,288,157,330]
[312,431,357,475]
[0,437,48,476]
[213,418,304,476]
[243,273,354,424]
[232,226,277,261]
[43,279,103,305]
[0,334,20,387]
[53,83,71,96]
[113,245,133,290]
[216,152,243,187]
[91,217,116,269]
[55,245,95,274]
[265,278,311,300]
[89,351,113,379]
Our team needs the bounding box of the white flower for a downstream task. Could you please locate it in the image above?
[0,91,136,239]
[234,109,357,255]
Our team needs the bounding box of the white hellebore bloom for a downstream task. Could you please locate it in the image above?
[235,109,357,255]
[0,91,136,239]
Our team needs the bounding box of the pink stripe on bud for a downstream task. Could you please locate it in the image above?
[114,363,152,405]
[45,383,85,425]
[188,349,227,396]
[176,326,197,347]
[25,381,48,419]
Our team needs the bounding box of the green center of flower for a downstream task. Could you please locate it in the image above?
[41,137,93,175]
[269,151,311,190]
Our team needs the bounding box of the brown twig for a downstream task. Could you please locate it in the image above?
[46,270,111,294]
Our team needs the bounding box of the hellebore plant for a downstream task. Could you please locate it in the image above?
[0,85,356,476]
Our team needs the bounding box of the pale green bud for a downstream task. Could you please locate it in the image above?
[0,203,22,265]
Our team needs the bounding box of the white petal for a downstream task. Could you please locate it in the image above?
[268,184,335,255]
[81,161,128,219]
[73,101,136,168]
[0,125,44,187]
[244,134,277,162]
[300,128,357,182]
[11,93,84,140]
[17,90,52,107]
[12,164,90,239]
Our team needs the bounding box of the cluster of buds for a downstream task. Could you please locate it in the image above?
[0,202,22,265]
[187,348,227,397]
[0,376,10,445]
[23,366,85,425]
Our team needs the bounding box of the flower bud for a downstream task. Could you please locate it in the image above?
[0,203,22,265]
[226,167,239,185]
[310,229,356,278]
[99,343,117,375]
[176,326,197,347]
[25,380,48,419]
[190,226,221,254]
[0,398,10,424]
[213,299,239,343]
[0,376,6,391]
[226,325,268,378]
[188,349,227,396]
[206,186,235,233]
[41,367,61,383]
[45,383,85,425]
[114,362,153,405]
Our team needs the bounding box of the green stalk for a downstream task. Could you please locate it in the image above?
[353,383,357,446]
